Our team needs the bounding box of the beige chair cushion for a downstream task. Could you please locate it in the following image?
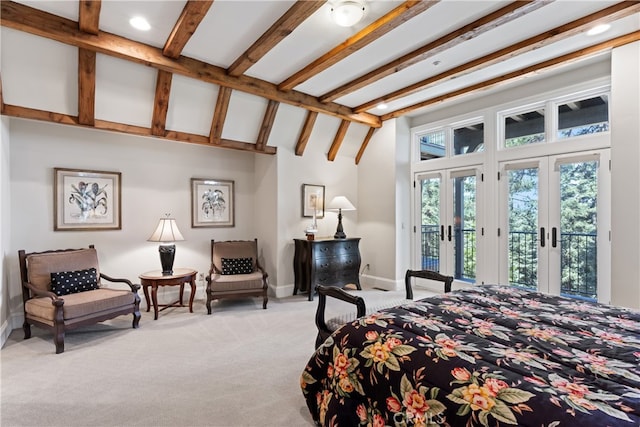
[26,248,100,294]
[209,271,264,292]
[211,241,257,274]
[25,288,135,321]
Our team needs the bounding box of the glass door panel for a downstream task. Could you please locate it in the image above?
[453,174,477,281]
[420,176,441,271]
[557,159,599,300]
[506,167,539,291]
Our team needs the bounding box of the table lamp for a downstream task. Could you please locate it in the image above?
[147,214,184,275]
[327,196,356,239]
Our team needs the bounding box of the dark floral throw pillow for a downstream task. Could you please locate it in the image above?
[50,268,99,296]
[221,258,253,275]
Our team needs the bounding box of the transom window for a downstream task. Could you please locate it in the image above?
[416,119,484,161]
[557,94,609,139]
[504,107,545,147]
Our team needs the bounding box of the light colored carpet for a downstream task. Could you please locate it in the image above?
[1,286,438,427]
[1,295,320,427]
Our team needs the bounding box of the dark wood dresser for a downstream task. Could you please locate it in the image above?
[293,237,361,301]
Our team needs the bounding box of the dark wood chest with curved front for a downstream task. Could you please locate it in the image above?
[293,238,361,301]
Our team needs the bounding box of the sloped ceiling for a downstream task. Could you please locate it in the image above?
[1,0,639,162]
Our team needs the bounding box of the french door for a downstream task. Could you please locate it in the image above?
[498,150,610,302]
[415,167,482,283]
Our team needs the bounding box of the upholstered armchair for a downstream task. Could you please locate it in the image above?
[205,239,268,314]
[19,246,141,354]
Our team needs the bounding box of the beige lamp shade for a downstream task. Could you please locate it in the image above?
[147,216,185,242]
[327,196,356,211]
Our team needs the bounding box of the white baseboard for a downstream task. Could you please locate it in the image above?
[272,283,295,298]
[359,274,403,291]
[1,312,23,349]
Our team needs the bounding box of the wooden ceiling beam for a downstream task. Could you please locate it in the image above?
[327,120,350,161]
[77,49,96,126]
[355,127,376,165]
[0,1,380,128]
[210,86,232,144]
[2,103,276,154]
[151,70,172,136]
[228,1,324,77]
[78,0,101,35]
[382,31,640,120]
[163,0,213,59]
[151,1,212,138]
[358,1,640,113]
[256,100,279,151]
[320,0,551,103]
[278,1,439,91]
[77,1,100,126]
[295,110,318,156]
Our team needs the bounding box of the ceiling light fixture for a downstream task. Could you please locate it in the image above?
[331,0,366,27]
[587,24,610,36]
[377,103,388,110]
[129,16,151,31]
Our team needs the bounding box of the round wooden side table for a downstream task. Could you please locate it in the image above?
[139,268,197,320]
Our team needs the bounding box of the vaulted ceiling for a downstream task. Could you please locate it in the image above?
[1,1,638,162]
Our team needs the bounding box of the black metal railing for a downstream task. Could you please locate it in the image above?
[421,226,597,299]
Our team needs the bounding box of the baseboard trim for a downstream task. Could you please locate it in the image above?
[360,274,403,291]
[1,312,23,349]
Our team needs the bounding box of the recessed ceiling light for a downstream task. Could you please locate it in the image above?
[129,16,151,31]
[376,103,388,110]
[587,24,610,36]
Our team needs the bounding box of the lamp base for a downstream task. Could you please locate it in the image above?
[158,244,176,276]
[334,210,347,239]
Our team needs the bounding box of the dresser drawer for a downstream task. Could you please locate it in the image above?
[313,241,359,257]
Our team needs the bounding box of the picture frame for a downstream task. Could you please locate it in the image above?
[301,184,325,218]
[54,168,121,231]
[191,178,235,228]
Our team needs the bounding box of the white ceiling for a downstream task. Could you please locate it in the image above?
[1,1,639,160]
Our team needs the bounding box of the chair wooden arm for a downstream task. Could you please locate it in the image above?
[404,269,453,296]
[100,273,140,292]
[22,281,60,301]
[315,285,365,348]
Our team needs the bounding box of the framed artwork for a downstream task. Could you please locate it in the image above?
[301,184,325,218]
[54,168,121,231]
[191,178,235,228]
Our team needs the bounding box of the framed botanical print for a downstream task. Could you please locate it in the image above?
[54,168,121,231]
[191,178,235,227]
[301,184,325,218]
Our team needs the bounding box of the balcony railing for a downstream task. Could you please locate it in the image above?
[421,226,597,299]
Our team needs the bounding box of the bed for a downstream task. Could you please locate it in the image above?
[301,285,640,426]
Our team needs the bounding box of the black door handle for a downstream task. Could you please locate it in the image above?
[552,227,557,248]
[540,227,545,247]
[440,225,445,241]
[447,225,452,242]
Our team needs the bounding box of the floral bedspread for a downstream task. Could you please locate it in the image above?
[301,285,640,426]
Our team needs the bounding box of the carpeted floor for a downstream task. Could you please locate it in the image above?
[1,294,321,427]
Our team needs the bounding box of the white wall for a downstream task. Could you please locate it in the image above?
[611,41,640,308]
[357,120,399,289]
[1,117,11,343]
[6,119,258,330]
[275,113,360,297]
